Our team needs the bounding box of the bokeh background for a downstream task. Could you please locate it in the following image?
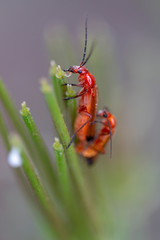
[0,0,160,239]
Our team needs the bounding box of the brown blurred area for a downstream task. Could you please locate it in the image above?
[0,0,160,239]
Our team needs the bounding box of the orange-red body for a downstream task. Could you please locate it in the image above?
[72,66,98,141]
[74,86,97,141]
[64,19,116,163]
[64,65,98,147]
[64,18,99,149]
[76,109,116,164]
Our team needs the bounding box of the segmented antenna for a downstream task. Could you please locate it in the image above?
[63,17,94,71]
[82,41,95,66]
[81,17,88,65]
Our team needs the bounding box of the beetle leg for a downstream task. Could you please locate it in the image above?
[64,89,88,100]
[66,111,92,149]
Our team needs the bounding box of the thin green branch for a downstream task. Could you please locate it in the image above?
[0,109,11,151]
[40,79,98,229]
[8,137,70,240]
[50,62,77,127]
[7,137,37,203]
[53,137,96,239]
[65,84,77,128]
[53,138,70,192]
[20,102,57,188]
[50,61,66,111]
[0,79,36,158]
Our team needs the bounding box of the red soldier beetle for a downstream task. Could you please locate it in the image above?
[76,108,116,165]
[63,18,98,148]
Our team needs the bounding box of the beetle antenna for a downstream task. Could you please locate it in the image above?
[82,41,95,66]
[81,17,88,65]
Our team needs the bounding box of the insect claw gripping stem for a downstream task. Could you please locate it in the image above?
[66,113,92,149]
[64,96,75,100]
[62,83,82,87]
[66,134,76,149]
[63,89,88,100]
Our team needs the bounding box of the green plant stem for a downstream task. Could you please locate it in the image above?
[15,143,70,240]
[50,62,66,111]
[53,138,71,202]
[67,99,77,128]
[20,102,57,189]
[21,152,67,239]
[0,110,11,151]
[65,84,77,128]
[41,80,98,230]
[0,79,36,158]
[7,135,58,240]
[52,139,96,239]
[51,75,66,111]
[50,63,77,128]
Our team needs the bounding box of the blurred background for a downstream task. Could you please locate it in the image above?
[0,0,160,239]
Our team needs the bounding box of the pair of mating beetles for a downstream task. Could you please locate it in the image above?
[62,18,116,165]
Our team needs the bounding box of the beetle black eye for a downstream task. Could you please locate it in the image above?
[68,66,73,72]
[78,70,82,74]
[103,112,107,118]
